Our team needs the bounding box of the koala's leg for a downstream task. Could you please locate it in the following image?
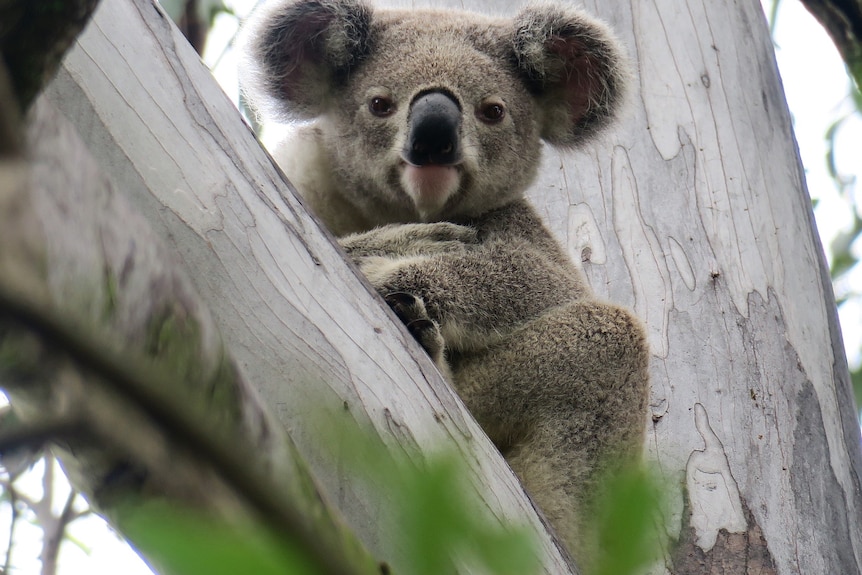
[450,300,650,565]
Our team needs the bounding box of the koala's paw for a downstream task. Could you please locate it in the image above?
[384,291,445,365]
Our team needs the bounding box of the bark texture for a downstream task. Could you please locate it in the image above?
[2,0,861,574]
[24,0,579,573]
[1,97,382,575]
[535,0,862,572]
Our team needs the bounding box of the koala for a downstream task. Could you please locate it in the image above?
[241,0,650,566]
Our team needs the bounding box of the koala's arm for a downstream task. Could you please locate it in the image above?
[339,222,478,258]
[340,204,590,351]
[347,236,588,352]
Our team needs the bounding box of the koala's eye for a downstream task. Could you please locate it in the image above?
[369,96,395,117]
[478,101,506,124]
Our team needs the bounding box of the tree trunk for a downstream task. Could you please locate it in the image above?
[13,0,576,573]
[554,0,862,573]
[4,0,862,573]
[3,96,383,575]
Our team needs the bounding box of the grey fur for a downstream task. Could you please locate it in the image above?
[241,0,649,565]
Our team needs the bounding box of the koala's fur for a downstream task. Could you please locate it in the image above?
[241,0,649,564]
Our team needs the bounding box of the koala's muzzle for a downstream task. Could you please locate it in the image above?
[403,91,462,166]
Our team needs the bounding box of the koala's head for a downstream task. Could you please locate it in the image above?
[241,0,628,224]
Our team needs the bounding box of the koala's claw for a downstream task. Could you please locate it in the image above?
[384,292,445,363]
[383,291,418,309]
[404,317,437,341]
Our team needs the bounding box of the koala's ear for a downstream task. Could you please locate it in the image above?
[511,4,629,148]
[240,0,373,121]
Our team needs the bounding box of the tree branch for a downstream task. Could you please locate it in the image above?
[1,482,19,574]
[36,2,578,572]
[0,416,87,457]
[0,254,382,575]
[799,0,862,88]
[4,482,36,513]
[0,58,20,155]
[40,487,78,575]
[0,0,102,110]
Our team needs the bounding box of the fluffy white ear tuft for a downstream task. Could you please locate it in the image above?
[511,3,630,148]
[238,0,373,122]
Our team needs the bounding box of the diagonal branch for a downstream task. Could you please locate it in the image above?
[799,0,862,88]
[1,481,19,573]
[0,0,102,110]
[0,248,382,575]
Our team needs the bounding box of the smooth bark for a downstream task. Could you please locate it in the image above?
[3,0,860,573]
[34,0,577,572]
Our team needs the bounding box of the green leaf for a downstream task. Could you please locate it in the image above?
[318,411,540,575]
[122,503,320,575]
[849,62,862,102]
[828,213,862,280]
[590,467,664,575]
[851,368,862,416]
[472,527,538,575]
[767,0,781,36]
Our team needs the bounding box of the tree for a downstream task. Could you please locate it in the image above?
[2,0,862,574]
[768,0,862,413]
[1,0,572,573]
[797,0,862,89]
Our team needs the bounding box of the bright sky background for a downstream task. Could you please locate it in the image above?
[767,2,862,365]
[773,7,861,226]
[1,1,861,574]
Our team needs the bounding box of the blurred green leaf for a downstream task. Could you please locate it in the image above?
[851,368,862,410]
[590,466,664,575]
[319,411,540,575]
[122,503,320,575]
[767,0,781,36]
[824,115,857,194]
[828,210,861,281]
[849,62,862,99]
[851,75,862,111]
[829,245,859,281]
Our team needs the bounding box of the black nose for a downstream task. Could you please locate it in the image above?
[403,91,462,166]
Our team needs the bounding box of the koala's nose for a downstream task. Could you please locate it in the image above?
[404,91,462,166]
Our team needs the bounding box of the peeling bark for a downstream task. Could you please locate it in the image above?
[673,499,777,575]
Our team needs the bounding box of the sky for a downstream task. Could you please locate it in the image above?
[1,0,861,574]
[766,2,862,363]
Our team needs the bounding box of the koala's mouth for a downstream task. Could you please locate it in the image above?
[399,161,461,219]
